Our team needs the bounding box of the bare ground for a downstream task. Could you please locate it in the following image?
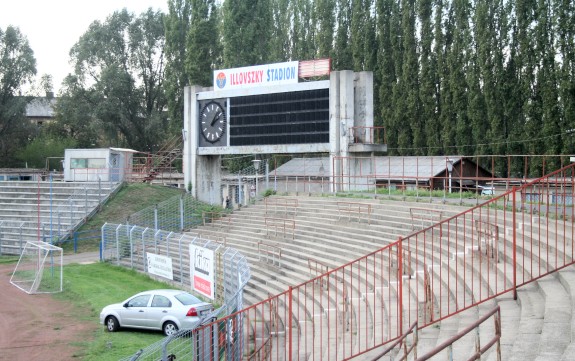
[0,263,97,361]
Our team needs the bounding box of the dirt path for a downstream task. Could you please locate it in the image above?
[0,263,97,361]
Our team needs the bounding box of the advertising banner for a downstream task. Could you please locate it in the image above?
[213,61,299,91]
[189,244,215,300]
[146,253,174,280]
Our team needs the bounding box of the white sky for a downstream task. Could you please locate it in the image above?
[0,0,168,95]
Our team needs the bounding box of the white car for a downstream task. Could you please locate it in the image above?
[100,289,213,336]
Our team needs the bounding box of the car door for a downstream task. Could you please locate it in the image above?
[145,294,173,329]
[117,294,151,328]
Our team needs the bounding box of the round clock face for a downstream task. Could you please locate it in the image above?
[200,101,227,143]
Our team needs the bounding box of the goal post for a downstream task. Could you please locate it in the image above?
[10,241,63,294]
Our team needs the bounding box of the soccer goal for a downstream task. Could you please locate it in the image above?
[10,241,63,294]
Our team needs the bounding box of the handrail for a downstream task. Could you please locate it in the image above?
[264,197,298,217]
[336,201,372,224]
[257,241,282,268]
[416,305,501,361]
[369,321,418,361]
[264,217,295,239]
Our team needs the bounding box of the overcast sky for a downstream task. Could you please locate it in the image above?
[0,0,168,95]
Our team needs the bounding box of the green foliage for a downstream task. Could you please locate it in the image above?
[15,134,77,168]
[60,9,169,152]
[185,0,220,86]
[263,188,277,197]
[0,25,37,166]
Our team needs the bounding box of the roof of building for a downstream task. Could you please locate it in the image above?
[25,97,57,118]
[272,156,470,181]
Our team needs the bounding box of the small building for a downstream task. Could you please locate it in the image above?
[372,156,493,192]
[63,148,137,182]
[0,168,45,181]
[270,156,494,193]
[25,93,57,127]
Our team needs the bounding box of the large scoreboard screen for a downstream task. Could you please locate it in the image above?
[229,88,329,146]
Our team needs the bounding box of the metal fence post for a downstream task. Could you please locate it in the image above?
[180,196,184,231]
[397,237,404,335]
[265,160,269,191]
[288,286,293,360]
[154,205,159,231]
[69,198,73,230]
[512,187,517,300]
[238,175,243,206]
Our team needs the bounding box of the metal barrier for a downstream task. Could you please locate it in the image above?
[265,197,299,217]
[258,241,282,268]
[336,201,372,224]
[417,306,501,361]
[264,217,296,239]
[127,193,211,232]
[101,223,250,361]
[181,162,574,360]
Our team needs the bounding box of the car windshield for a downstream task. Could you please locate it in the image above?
[174,292,203,305]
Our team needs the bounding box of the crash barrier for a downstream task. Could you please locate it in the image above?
[336,201,372,224]
[264,197,299,217]
[264,217,295,239]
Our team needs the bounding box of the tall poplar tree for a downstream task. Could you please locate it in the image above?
[164,0,192,130]
[418,0,438,155]
[186,0,220,86]
[315,0,336,59]
[222,0,273,67]
[376,0,398,139]
[333,0,352,70]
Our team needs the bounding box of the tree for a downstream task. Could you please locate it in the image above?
[333,0,352,70]
[222,0,273,67]
[164,0,193,131]
[60,9,168,152]
[314,0,335,59]
[0,25,37,166]
[186,0,220,86]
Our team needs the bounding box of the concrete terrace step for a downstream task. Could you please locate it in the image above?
[172,194,575,359]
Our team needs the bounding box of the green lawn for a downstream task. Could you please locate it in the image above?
[54,262,181,360]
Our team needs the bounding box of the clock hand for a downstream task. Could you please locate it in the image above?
[210,113,220,127]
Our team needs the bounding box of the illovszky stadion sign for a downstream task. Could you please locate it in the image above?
[214,61,299,90]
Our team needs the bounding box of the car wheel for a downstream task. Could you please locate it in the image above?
[163,321,178,336]
[106,316,119,332]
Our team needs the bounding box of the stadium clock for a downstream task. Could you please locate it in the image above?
[199,101,227,143]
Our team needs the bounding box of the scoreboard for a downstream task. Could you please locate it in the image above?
[229,88,329,146]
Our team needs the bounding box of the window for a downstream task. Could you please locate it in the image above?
[151,295,171,308]
[127,295,151,307]
[70,158,106,169]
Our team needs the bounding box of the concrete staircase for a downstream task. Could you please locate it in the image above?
[185,194,575,360]
[0,180,120,254]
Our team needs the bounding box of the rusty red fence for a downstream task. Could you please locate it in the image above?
[172,162,575,360]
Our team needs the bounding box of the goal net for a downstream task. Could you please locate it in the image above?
[10,241,63,294]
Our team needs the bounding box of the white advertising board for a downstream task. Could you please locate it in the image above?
[214,61,299,91]
[189,244,215,300]
[146,253,174,280]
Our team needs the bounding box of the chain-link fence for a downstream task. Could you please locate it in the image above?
[126,193,226,232]
[101,223,250,361]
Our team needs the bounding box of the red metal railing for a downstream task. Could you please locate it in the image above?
[349,126,386,144]
[188,161,575,360]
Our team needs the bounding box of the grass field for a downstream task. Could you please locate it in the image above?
[54,262,182,360]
